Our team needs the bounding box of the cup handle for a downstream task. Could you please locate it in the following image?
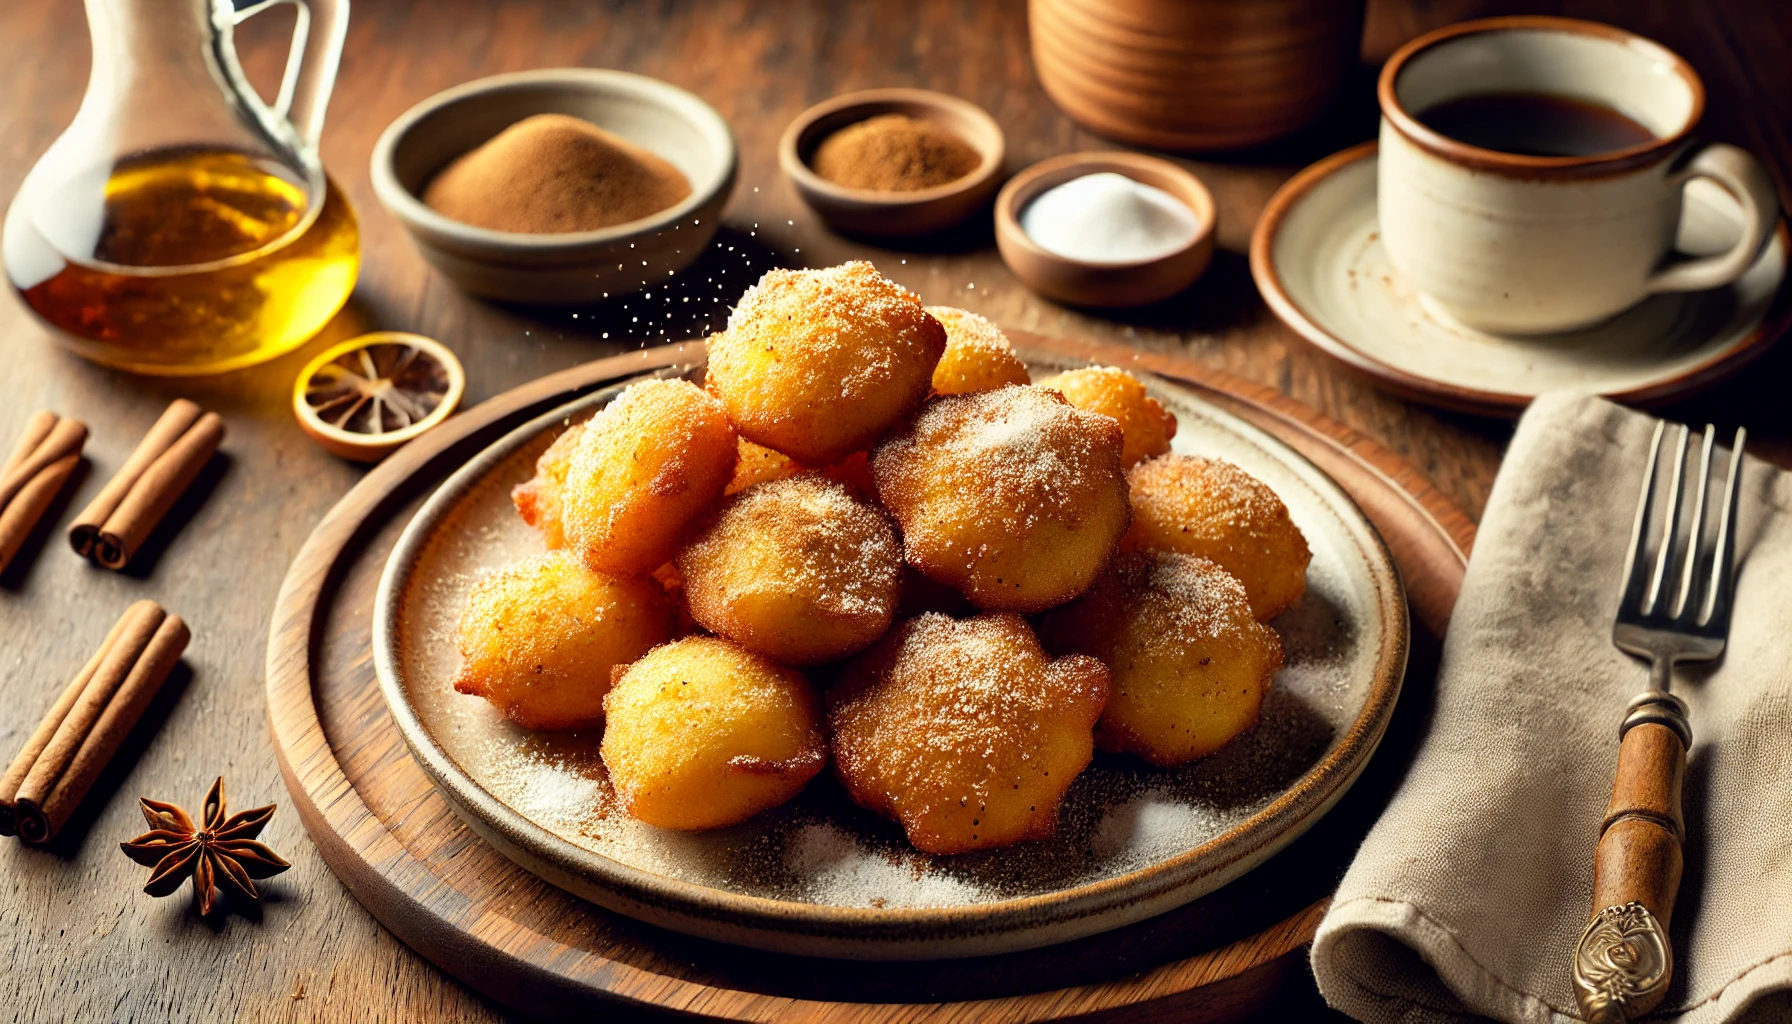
[235,0,350,150]
[1645,143,1781,294]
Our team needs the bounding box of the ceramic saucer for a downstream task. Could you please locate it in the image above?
[1250,142,1790,416]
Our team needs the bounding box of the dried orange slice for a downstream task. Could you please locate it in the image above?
[293,332,466,462]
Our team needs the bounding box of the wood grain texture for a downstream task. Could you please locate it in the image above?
[265,333,1467,1022]
[1592,723,1688,925]
[0,0,1785,1020]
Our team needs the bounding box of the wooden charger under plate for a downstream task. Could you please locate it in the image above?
[266,332,1474,1022]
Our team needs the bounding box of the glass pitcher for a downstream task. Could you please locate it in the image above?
[3,0,358,376]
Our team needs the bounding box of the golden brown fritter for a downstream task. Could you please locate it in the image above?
[510,421,587,549]
[451,551,675,730]
[871,385,1129,612]
[726,437,807,496]
[1043,550,1281,766]
[677,476,902,665]
[828,612,1109,854]
[560,378,738,576]
[925,306,1030,396]
[1036,366,1176,468]
[1124,454,1311,620]
[706,263,946,464]
[602,636,827,830]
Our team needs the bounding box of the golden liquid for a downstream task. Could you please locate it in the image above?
[9,148,359,376]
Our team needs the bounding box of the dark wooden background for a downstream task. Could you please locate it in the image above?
[0,0,1786,1020]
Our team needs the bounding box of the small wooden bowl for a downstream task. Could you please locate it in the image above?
[995,152,1216,308]
[779,88,1005,238]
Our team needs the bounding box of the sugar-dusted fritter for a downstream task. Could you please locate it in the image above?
[602,636,827,830]
[726,436,806,496]
[510,421,586,549]
[871,385,1129,612]
[817,449,877,501]
[451,551,674,730]
[925,306,1030,396]
[829,612,1109,854]
[677,475,902,665]
[706,262,946,464]
[1036,366,1176,468]
[649,561,701,637]
[1043,550,1280,766]
[560,378,738,577]
[1124,454,1311,620]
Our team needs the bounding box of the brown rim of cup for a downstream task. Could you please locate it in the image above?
[1377,15,1706,178]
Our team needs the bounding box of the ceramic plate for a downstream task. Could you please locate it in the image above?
[1251,142,1790,417]
[372,352,1409,960]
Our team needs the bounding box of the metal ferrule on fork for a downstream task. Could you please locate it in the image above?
[1620,690,1690,748]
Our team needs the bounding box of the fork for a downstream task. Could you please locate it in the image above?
[1571,421,1746,1024]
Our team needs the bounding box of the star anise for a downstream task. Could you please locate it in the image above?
[120,777,290,916]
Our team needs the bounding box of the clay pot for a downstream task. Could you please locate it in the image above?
[1029,0,1366,151]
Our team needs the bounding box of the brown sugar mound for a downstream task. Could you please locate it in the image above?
[810,114,982,192]
[422,113,692,233]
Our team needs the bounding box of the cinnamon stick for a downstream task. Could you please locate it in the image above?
[68,399,224,570]
[1,601,189,845]
[0,411,87,574]
[0,609,137,836]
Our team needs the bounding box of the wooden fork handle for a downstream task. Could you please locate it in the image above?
[1572,701,1688,1024]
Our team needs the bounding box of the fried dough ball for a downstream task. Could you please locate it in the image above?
[726,437,806,496]
[561,378,738,576]
[706,262,946,464]
[650,561,702,637]
[1044,551,1280,766]
[602,636,827,830]
[511,421,586,549]
[818,449,878,500]
[872,386,1129,612]
[1036,366,1176,468]
[677,476,902,665]
[926,306,1030,395]
[829,613,1110,854]
[1124,454,1311,620]
[451,551,675,730]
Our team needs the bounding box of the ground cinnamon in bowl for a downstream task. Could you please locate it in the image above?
[810,113,982,192]
[423,113,692,233]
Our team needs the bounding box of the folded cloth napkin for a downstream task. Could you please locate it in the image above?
[1311,392,1792,1024]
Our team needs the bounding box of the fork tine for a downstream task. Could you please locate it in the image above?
[1672,425,1716,619]
[1644,424,1690,616]
[1621,421,1668,611]
[1700,427,1747,627]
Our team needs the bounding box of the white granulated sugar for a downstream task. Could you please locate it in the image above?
[486,745,608,830]
[1020,172,1202,264]
[782,823,985,908]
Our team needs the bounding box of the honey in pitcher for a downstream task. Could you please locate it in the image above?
[6,147,359,376]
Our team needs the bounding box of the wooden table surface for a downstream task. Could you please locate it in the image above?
[1,0,1786,1021]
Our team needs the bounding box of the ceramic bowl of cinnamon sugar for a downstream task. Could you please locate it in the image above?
[372,68,736,305]
[780,88,1005,239]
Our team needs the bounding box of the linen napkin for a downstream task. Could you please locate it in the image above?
[1311,392,1792,1024]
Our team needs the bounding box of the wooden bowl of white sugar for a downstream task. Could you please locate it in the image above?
[995,152,1215,308]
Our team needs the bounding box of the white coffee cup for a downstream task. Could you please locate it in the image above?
[1376,16,1780,335]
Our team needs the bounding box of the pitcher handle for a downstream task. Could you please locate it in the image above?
[235,0,349,151]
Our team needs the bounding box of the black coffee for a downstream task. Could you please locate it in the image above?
[1415,92,1656,157]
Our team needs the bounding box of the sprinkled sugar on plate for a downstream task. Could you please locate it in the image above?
[372,353,1408,960]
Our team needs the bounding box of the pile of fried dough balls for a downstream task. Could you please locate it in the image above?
[456,261,1310,854]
